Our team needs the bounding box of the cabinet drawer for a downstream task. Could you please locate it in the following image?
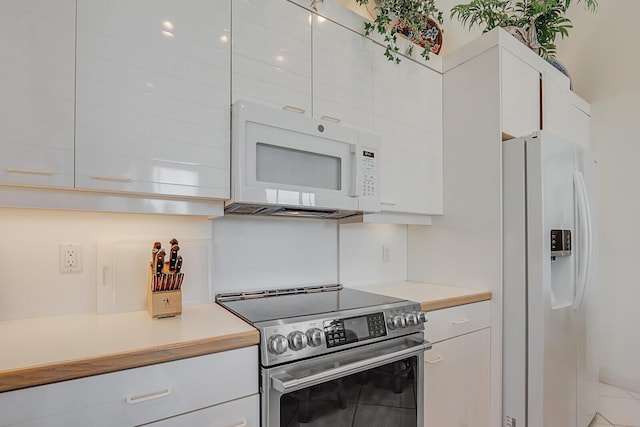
[1,346,258,427]
[424,301,490,343]
[142,393,259,426]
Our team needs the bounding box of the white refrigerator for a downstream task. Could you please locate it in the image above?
[502,131,599,427]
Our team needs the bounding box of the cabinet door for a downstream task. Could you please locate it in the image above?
[542,69,591,149]
[373,47,443,215]
[75,0,230,198]
[1,347,258,427]
[424,328,490,427]
[142,394,259,427]
[501,48,540,139]
[0,0,75,187]
[312,15,372,130]
[232,0,312,115]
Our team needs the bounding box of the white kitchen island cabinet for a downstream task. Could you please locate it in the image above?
[74,0,231,199]
[0,0,76,188]
[423,301,491,427]
[0,346,258,427]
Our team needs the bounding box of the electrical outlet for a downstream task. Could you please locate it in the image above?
[60,244,82,273]
[383,245,391,263]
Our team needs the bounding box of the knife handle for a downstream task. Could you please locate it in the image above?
[175,255,183,273]
[169,245,179,271]
[155,249,166,275]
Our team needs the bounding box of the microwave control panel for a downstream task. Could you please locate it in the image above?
[361,149,378,198]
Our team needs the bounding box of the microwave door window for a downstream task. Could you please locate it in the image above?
[256,143,341,190]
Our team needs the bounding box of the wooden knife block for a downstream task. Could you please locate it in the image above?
[148,263,183,318]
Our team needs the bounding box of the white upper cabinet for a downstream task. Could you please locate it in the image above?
[542,69,591,149]
[0,0,75,188]
[75,0,230,199]
[373,45,443,216]
[232,0,312,115]
[501,48,540,139]
[312,15,373,130]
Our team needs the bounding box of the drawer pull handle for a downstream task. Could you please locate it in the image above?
[380,201,397,206]
[228,419,248,427]
[7,168,54,176]
[125,388,172,404]
[90,175,133,183]
[451,317,470,325]
[320,115,341,124]
[425,355,445,364]
[283,105,305,114]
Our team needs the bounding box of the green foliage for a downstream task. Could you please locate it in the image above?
[450,0,597,58]
[355,0,444,63]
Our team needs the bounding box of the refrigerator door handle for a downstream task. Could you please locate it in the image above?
[573,170,593,310]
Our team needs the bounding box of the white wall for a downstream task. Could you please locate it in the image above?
[339,222,408,286]
[0,208,212,320]
[556,1,640,392]
[0,206,409,321]
[212,215,339,292]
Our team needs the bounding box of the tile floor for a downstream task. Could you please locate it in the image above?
[593,382,640,426]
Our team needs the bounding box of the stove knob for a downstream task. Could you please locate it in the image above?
[306,328,323,347]
[288,331,308,351]
[391,314,407,329]
[267,334,289,355]
[406,312,418,326]
[417,312,428,324]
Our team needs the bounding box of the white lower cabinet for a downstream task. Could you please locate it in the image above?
[0,346,258,427]
[423,302,491,427]
[142,394,259,427]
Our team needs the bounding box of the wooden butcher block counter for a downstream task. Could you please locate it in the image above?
[0,303,258,392]
[351,280,492,311]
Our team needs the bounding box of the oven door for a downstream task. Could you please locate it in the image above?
[262,333,431,427]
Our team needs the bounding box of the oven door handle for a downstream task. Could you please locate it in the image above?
[271,339,431,394]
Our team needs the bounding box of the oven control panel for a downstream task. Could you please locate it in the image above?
[258,303,428,366]
[323,312,386,348]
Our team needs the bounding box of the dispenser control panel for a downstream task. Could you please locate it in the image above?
[550,229,572,258]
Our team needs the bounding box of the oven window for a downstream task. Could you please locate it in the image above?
[278,356,418,427]
[256,143,342,190]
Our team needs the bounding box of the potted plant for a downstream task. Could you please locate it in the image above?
[450,0,597,59]
[354,0,444,63]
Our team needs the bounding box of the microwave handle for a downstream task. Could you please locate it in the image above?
[350,144,361,197]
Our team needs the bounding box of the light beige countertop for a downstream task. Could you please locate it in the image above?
[1,281,490,393]
[0,303,258,393]
[349,281,492,311]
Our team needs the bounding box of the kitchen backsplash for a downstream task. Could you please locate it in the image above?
[0,208,409,321]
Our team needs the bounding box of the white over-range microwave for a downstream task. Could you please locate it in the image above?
[225,100,381,219]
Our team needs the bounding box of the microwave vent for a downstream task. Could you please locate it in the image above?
[226,205,269,215]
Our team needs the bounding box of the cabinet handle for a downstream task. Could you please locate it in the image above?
[125,388,172,404]
[320,115,341,124]
[425,355,445,364]
[6,168,54,176]
[380,201,397,206]
[451,317,470,325]
[282,105,305,114]
[90,175,133,183]
[227,419,248,427]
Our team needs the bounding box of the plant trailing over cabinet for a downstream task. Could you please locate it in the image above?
[355,0,444,63]
[450,0,597,58]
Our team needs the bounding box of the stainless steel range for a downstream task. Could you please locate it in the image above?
[216,284,432,427]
